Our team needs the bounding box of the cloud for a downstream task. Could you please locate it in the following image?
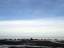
[0,18,64,38]
[0,0,64,38]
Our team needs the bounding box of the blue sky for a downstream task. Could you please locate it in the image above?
[0,0,64,39]
[0,0,64,20]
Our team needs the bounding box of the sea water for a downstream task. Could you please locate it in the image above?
[0,45,63,48]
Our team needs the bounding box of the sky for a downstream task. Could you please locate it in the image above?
[0,0,64,39]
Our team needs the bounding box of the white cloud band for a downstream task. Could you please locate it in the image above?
[0,18,64,38]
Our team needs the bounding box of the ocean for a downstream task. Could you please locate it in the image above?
[0,45,63,48]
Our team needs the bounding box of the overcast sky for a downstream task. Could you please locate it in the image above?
[0,0,64,39]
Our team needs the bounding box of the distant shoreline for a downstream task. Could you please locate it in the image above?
[0,38,64,47]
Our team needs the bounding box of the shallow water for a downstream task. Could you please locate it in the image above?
[0,45,63,48]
